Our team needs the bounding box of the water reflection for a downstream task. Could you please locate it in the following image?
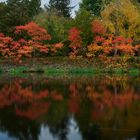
[39,116,82,140]
[0,75,139,140]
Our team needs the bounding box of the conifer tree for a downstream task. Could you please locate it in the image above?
[0,0,41,35]
[79,0,103,16]
[48,0,71,17]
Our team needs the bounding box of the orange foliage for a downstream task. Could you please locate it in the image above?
[92,20,105,35]
[15,102,50,120]
[115,44,134,55]
[0,22,63,62]
[15,22,51,42]
[87,20,136,59]
[0,34,13,58]
[87,33,134,58]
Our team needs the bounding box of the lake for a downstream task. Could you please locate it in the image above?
[0,75,139,140]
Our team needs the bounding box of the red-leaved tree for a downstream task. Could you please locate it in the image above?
[68,27,82,59]
[92,20,105,35]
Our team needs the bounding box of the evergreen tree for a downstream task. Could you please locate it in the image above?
[47,0,71,17]
[0,2,7,33]
[79,0,103,17]
[29,0,41,17]
[0,0,41,35]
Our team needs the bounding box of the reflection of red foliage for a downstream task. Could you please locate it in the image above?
[68,83,80,113]
[91,108,104,121]
[35,90,49,99]
[0,76,139,122]
[0,79,50,108]
[68,97,80,113]
[51,91,64,101]
[88,89,139,109]
[69,83,78,96]
[15,102,50,120]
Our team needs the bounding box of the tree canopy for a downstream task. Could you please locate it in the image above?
[0,0,41,35]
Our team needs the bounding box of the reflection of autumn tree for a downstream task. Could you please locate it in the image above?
[0,76,139,116]
[0,76,139,140]
[16,102,50,120]
[68,83,81,113]
[0,108,40,140]
[65,76,140,140]
[0,78,65,120]
[85,76,140,118]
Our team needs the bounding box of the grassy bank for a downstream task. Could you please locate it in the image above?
[0,57,139,76]
[4,66,140,77]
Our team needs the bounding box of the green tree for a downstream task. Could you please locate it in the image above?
[28,0,41,17]
[34,10,72,43]
[0,0,41,35]
[73,9,94,47]
[79,0,103,17]
[0,2,7,33]
[47,0,71,17]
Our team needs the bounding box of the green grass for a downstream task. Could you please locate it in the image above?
[44,67,104,75]
[68,67,96,74]
[0,64,139,77]
[9,66,28,76]
[44,67,65,74]
[128,68,140,75]
[15,67,140,76]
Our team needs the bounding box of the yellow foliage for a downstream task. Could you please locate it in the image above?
[101,0,140,41]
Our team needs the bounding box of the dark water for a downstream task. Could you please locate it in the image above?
[0,75,140,140]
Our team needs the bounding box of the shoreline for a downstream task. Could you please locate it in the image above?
[0,57,139,76]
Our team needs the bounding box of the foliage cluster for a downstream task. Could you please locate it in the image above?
[0,22,63,62]
[0,0,139,64]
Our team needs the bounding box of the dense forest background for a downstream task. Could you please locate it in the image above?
[0,0,140,62]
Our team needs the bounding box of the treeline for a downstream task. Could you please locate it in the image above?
[0,0,140,62]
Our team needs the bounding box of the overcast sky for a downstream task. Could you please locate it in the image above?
[0,0,81,16]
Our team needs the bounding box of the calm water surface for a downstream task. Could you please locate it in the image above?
[0,75,139,140]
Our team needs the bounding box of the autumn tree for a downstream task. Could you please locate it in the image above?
[68,27,82,58]
[92,20,105,35]
[101,0,140,42]
[0,22,63,62]
[87,19,134,59]
[15,22,63,61]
